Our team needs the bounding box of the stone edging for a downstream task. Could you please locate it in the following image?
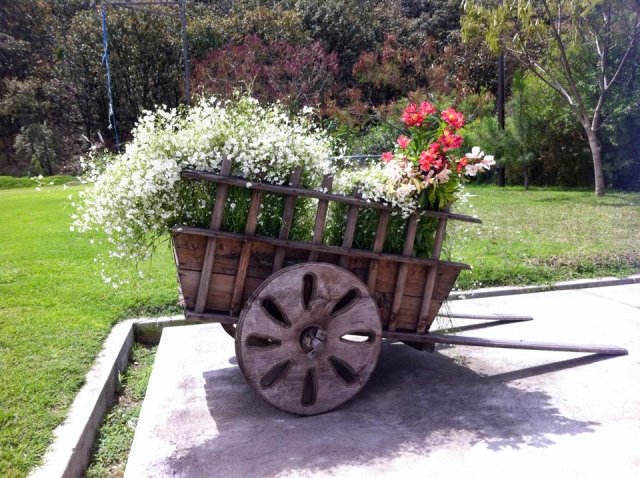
[29,320,136,478]
[449,274,640,300]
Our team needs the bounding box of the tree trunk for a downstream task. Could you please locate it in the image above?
[524,168,529,190]
[585,128,605,197]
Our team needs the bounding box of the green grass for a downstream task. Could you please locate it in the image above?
[0,186,176,478]
[0,184,639,477]
[451,186,640,289]
[0,175,78,190]
[85,345,156,478]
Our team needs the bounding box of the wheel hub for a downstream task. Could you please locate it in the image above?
[299,326,327,358]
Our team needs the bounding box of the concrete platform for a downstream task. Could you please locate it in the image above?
[125,284,640,478]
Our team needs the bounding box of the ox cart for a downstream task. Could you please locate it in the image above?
[171,158,627,415]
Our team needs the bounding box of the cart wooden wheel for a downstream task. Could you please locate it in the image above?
[235,263,382,415]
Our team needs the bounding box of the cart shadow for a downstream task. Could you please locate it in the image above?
[168,342,602,477]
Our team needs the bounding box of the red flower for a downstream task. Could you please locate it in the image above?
[397,135,411,149]
[441,107,465,129]
[456,157,468,173]
[419,101,436,116]
[401,103,424,127]
[428,142,441,154]
[438,129,463,151]
[418,151,433,171]
[381,151,394,163]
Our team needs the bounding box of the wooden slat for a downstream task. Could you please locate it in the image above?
[382,331,629,355]
[367,210,391,290]
[308,174,333,262]
[229,189,263,314]
[439,313,534,322]
[194,158,232,313]
[181,169,482,224]
[416,206,450,333]
[339,192,361,268]
[173,226,471,271]
[272,167,302,272]
[388,213,419,331]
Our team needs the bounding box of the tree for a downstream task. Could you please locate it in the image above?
[192,35,339,110]
[14,122,57,175]
[463,0,640,196]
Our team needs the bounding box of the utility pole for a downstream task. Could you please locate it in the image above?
[495,0,506,187]
[179,0,190,104]
[496,50,506,186]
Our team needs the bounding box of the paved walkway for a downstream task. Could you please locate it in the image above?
[125,284,640,478]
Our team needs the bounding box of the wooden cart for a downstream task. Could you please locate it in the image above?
[172,158,628,415]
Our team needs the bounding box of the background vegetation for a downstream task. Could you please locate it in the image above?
[1,0,638,191]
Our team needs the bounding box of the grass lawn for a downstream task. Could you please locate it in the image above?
[0,175,78,190]
[452,186,640,289]
[0,186,177,478]
[0,183,638,477]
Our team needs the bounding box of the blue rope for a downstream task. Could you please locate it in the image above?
[101,6,120,150]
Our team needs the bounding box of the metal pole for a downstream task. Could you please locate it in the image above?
[179,0,191,104]
[496,50,506,186]
[496,0,506,186]
[101,5,120,150]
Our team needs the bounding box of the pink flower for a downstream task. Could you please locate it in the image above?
[381,151,394,163]
[419,101,436,116]
[419,151,435,171]
[401,103,424,127]
[397,135,411,149]
[438,129,463,151]
[441,107,465,129]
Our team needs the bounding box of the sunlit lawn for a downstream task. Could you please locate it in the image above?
[452,185,640,288]
[0,183,638,476]
[0,185,177,477]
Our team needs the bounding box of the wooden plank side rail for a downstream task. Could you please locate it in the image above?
[194,158,232,313]
[308,174,333,262]
[382,331,629,356]
[388,213,419,331]
[272,167,302,272]
[229,189,263,315]
[172,226,471,271]
[180,169,482,224]
[367,210,390,290]
[416,206,450,334]
[339,191,361,268]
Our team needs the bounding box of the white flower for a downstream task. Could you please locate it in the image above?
[482,155,495,166]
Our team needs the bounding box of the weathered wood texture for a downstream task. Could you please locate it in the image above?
[194,158,232,313]
[174,166,476,334]
[382,331,629,355]
[308,174,333,262]
[181,169,481,224]
[235,263,382,415]
[272,167,301,272]
[173,231,461,331]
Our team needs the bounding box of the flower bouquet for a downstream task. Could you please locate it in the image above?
[330,101,495,256]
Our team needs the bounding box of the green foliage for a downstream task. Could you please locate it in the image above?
[294,0,402,75]
[60,9,185,143]
[85,345,156,478]
[462,0,640,194]
[13,123,57,176]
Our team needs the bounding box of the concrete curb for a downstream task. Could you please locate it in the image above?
[30,320,136,478]
[449,274,640,300]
